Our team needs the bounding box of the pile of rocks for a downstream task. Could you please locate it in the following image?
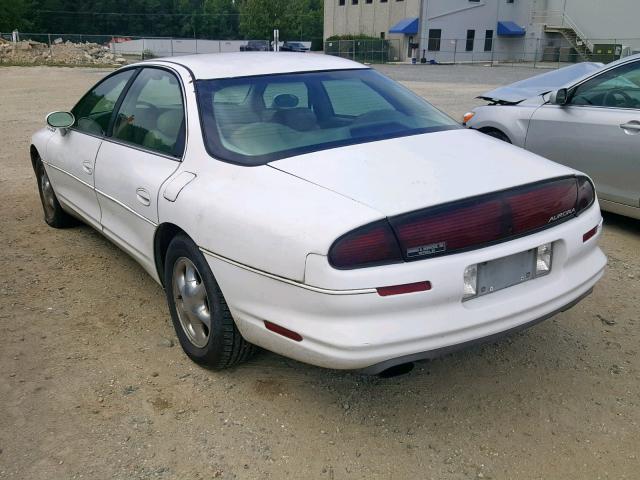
[0,38,128,66]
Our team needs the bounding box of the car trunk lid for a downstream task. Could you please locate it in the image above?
[269,129,576,217]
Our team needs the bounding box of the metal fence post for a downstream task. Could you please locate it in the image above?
[48,33,52,60]
[171,38,174,57]
[453,39,457,64]
[533,38,538,68]
[490,37,495,67]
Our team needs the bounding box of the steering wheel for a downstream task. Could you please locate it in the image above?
[603,89,633,108]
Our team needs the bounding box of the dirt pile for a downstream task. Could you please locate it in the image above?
[0,38,127,65]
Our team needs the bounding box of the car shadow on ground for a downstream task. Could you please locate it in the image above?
[602,211,640,234]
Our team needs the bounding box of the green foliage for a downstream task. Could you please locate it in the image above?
[0,0,34,31]
[1,0,323,44]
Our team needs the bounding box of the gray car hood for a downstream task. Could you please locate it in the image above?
[479,62,604,104]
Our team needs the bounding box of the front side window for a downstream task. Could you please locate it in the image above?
[570,61,640,109]
[112,68,185,157]
[197,69,458,165]
[72,69,135,135]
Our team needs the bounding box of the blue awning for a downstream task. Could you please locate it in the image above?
[389,17,419,35]
[497,21,526,37]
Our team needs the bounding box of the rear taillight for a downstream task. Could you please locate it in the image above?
[329,220,402,269]
[329,176,596,270]
[576,175,596,214]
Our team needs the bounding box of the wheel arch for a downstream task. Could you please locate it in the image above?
[477,126,512,143]
[30,144,40,173]
[154,222,190,287]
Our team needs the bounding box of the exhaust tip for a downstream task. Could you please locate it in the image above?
[377,362,414,378]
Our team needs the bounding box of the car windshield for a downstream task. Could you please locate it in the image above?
[196,69,459,165]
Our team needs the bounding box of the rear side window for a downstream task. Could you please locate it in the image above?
[72,69,135,135]
[111,68,185,157]
[322,79,393,116]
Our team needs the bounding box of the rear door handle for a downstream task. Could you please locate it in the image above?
[82,160,93,174]
[620,122,640,132]
[136,188,151,206]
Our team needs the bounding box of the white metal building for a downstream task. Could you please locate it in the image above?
[324,0,640,62]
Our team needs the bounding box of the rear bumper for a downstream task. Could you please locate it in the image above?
[359,287,593,374]
[202,204,606,371]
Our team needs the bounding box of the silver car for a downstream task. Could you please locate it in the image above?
[466,55,640,220]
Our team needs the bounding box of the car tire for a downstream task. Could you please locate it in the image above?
[164,234,255,369]
[35,159,77,228]
[482,129,511,144]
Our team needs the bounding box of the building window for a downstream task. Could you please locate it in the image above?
[366,0,372,3]
[338,0,345,5]
[507,0,514,3]
[380,32,385,39]
[380,0,388,2]
[352,0,358,4]
[469,0,480,2]
[484,30,493,51]
[466,30,475,52]
[428,29,441,52]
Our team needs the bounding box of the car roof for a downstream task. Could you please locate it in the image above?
[146,52,367,80]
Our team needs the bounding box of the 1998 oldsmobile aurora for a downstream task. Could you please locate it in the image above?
[31,53,606,374]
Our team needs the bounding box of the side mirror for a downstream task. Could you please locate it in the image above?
[46,111,75,130]
[549,88,569,106]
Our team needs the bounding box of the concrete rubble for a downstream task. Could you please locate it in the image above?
[0,37,128,65]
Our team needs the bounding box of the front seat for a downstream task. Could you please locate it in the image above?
[143,109,184,156]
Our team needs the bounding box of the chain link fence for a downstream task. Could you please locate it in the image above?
[0,32,321,66]
[324,35,639,68]
[410,36,639,68]
[324,39,401,64]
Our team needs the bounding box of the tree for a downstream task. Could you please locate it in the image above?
[199,0,240,39]
[0,0,34,31]
[239,0,322,42]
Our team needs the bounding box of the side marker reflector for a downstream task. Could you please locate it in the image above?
[583,225,598,243]
[377,281,432,297]
[264,321,303,342]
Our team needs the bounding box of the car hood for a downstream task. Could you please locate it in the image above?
[479,62,603,104]
[269,129,576,217]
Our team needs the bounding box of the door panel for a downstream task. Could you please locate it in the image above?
[45,130,102,228]
[94,140,179,273]
[526,105,640,207]
[43,68,138,228]
[526,60,640,208]
[94,67,185,276]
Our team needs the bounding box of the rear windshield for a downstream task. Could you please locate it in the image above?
[196,69,459,165]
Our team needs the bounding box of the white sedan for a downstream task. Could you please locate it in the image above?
[31,53,606,374]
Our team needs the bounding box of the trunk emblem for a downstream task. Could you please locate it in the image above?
[548,208,576,223]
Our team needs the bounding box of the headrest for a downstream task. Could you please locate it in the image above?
[273,94,299,109]
[156,109,184,139]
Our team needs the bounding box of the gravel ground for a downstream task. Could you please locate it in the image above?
[1,64,639,480]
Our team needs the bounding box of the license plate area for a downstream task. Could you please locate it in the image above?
[476,248,539,297]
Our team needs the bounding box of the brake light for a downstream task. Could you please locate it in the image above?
[330,176,596,270]
[329,220,402,269]
[576,176,596,213]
